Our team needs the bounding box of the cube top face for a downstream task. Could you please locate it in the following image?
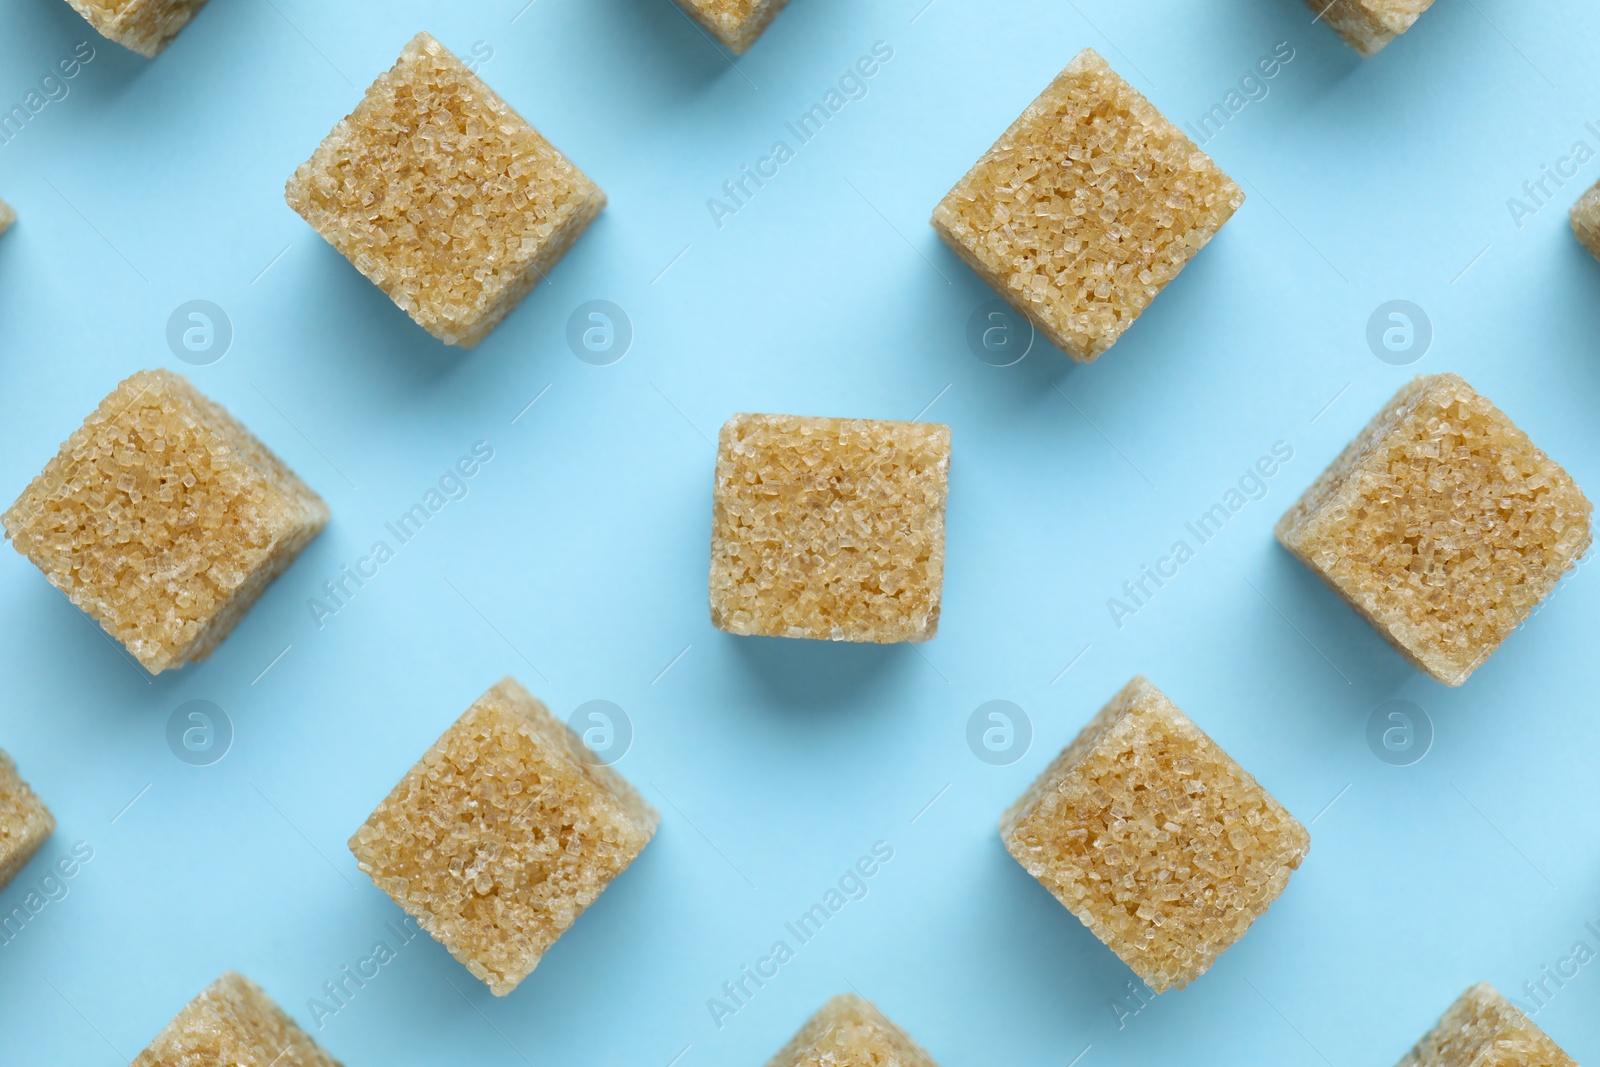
[676,0,790,53]
[765,995,941,1067]
[349,678,659,996]
[1310,0,1436,57]
[1276,374,1592,687]
[1571,181,1600,261]
[286,32,606,348]
[1001,677,1309,992]
[0,749,54,890]
[132,971,342,1067]
[2,370,329,673]
[1397,984,1577,1067]
[63,0,210,57]
[932,48,1243,362]
[710,414,951,644]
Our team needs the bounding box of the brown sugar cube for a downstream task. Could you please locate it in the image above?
[1396,983,1577,1067]
[1276,374,1592,687]
[709,414,950,644]
[1000,676,1309,993]
[674,0,790,54]
[286,32,606,348]
[132,971,342,1067]
[0,748,54,890]
[0,197,14,238]
[1571,180,1600,261]
[2,369,329,674]
[349,677,658,996]
[932,48,1243,363]
[1308,0,1437,58]
[61,0,210,57]
[765,995,942,1067]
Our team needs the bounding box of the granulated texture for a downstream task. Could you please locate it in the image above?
[1000,677,1309,993]
[349,678,658,996]
[0,197,14,238]
[932,48,1242,362]
[1571,180,1600,261]
[1308,0,1436,57]
[132,972,342,1067]
[709,414,950,644]
[675,0,790,53]
[1276,374,1591,687]
[1396,984,1577,1067]
[2,369,329,674]
[286,32,606,348]
[0,749,53,890]
[61,0,211,57]
[764,995,941,1067]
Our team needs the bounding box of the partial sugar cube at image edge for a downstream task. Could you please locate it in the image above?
[349,678,658,996]
[286,32,606,348]
[61,0,212,57]
[0,748,54,890]
[709,414,951,644]
[764,995,942,1067]
[674,0,791,53]
[932,48,1243,362]
[1571,179,1600,261]
[131,972,342,1067]
[1395,983,1577,1067]
[2,369,329,674]
[1307,0,1437,57]
[0,197,14,238]
[1276,374,1591,686]
[1000,677,1309,992]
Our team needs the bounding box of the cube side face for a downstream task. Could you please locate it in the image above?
[1367,0,1437,31]
[2,370,328,673]
[1306,0,1397,57]
[132,972,342,1067]
[286,32,605,348]
[452,183,608,349]
[1308,0,1435,56]
[1397,984,1577,1067]
[709,414,951,644]
[1570,182,1600,262]
[62,0,210,57]
[1000,675,1148,839]
[676,0,791,53]
[1274,376,1433,543]
[1277,375,1592,686]
[349,678,659,996]
[1002,678,1309,992]
[0,750,55,890]
[765,995,941,1067]
[932,48,1243,362]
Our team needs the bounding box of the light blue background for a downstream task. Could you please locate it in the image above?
[0,0,1597,1064]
